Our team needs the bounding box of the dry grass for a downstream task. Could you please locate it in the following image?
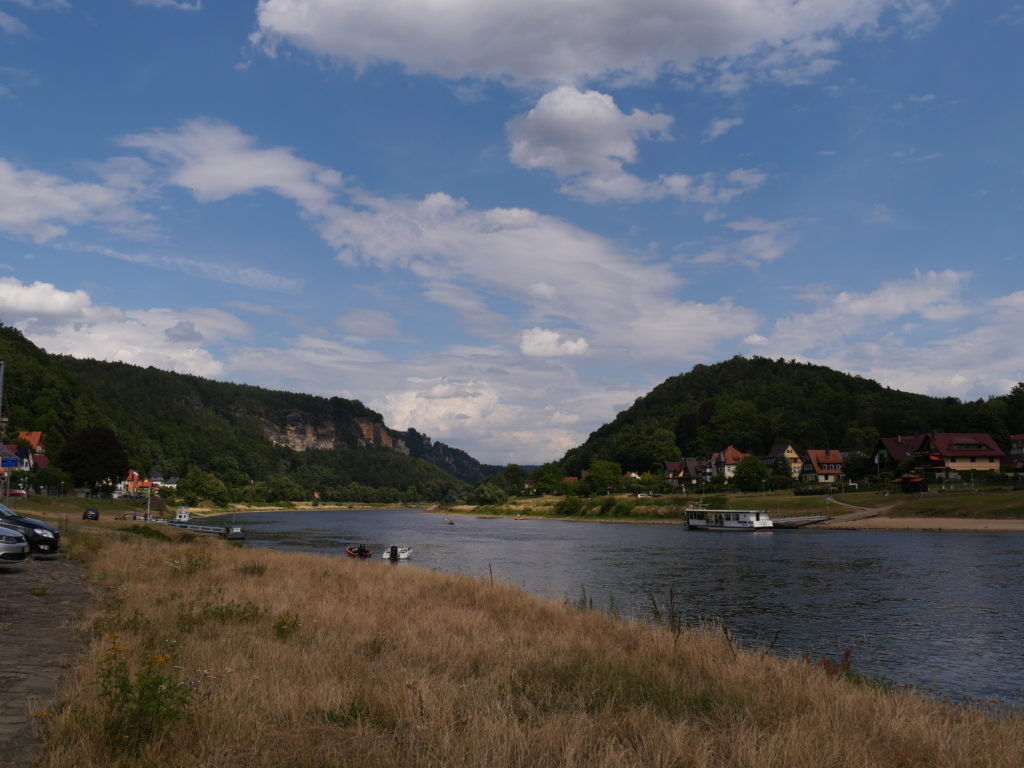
[36,530,1024,768]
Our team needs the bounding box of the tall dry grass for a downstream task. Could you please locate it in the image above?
[37,530,1024,767]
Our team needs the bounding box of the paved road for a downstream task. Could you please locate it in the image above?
[0,557,89,768]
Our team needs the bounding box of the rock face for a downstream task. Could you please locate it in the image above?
[260,413,484,483]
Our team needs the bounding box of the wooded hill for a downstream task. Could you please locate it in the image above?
[560,356,1024,476]
[0,324,480,501]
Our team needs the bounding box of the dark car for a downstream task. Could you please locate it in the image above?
[82,508,99,521]
[0,502,59,557]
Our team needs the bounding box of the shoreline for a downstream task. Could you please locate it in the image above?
[192,503,1024,533]
[818,515,1024,532]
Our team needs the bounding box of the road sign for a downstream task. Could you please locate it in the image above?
[1,458,19,468]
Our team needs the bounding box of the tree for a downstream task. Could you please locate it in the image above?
[58,427,129,490]
[842,452,874,482]
[470,483,507,506]
[648,428,682,466]
[583,459,623,495]
[733,454,770,492]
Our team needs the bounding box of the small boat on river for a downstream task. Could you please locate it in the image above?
[685,507,773,532]
[345,545,373,558]
[383,545,411,561]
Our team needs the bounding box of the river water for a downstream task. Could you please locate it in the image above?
[206,507,1024,706]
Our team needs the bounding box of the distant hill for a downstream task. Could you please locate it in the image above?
[0,324,484,498]
[561,356,1023,475]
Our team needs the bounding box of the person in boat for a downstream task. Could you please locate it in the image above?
[357,543,367,556]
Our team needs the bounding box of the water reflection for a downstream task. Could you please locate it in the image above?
[206,507,1024,705]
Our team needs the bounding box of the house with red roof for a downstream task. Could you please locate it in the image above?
[16,431,46,455]
[914,433,1004,480]
[712,445,747,479]
[800,449,845,485]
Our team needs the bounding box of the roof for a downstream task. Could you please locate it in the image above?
[924,433,1004,459]
[765,443,795,459]
[717,445,746,465]
[16,431,44,451]
[806,449,844,475]
[878,435,926,462]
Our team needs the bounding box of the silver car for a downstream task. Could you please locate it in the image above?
[0,523,30,569]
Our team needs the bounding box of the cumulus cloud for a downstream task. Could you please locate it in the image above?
[519,327,589,357]
[252,0,942,88]
[0,277,91,322]
[508,87,764,206]
[0,277,252,377]
[164,320,204,342]
[0,158,150,242]
[507,86,672,192]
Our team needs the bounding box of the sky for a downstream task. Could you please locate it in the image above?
[1,1,1022,465]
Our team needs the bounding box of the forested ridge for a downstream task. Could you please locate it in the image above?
[0,324,472,501]
[561,356,1024,475]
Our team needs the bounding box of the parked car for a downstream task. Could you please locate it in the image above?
[0,524,30,569]
[7,489,26,498]
[0,503,59,557]
[82,508,99,521]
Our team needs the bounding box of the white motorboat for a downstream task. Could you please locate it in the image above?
[685,507,773,531]
[383,545,412,560]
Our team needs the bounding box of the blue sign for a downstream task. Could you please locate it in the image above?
[1,458,19,468]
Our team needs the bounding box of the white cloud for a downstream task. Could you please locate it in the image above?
[0,277,252,377]
[703,117,743,142]
[252,0,942,88]
[130,118,762,365]
[0,158,150,242]
[508,87,764,206]
[121,118,342,212]
[0,10,27,34]
[508,86,672,180]
[693,218,798,266]
[0,277,91,321]
[64,244,302,293]
[751,270,973,360]
[519,327,589,357]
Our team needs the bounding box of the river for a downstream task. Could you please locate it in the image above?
[206,507,1024,706]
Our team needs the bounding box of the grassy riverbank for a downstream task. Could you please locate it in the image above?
[24,516,1024,767]
[453,488,1024,523]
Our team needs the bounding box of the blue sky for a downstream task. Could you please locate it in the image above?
[1,0,1022,464]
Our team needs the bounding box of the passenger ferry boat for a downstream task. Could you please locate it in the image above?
[685,506,773,532]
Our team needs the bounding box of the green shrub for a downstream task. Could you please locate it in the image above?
[97,646,190,754]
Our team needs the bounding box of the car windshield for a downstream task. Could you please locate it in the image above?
[0,504,18,519]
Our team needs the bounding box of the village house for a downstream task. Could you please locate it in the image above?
[763,443,802,479]
[712,445,746,479]
[17,431,46,456]
[664,458,713,487]
[873,435,928,472]
[800,449,845,485]
[913,433,1004,481]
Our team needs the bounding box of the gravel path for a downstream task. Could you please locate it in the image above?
[0,557,90,768]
